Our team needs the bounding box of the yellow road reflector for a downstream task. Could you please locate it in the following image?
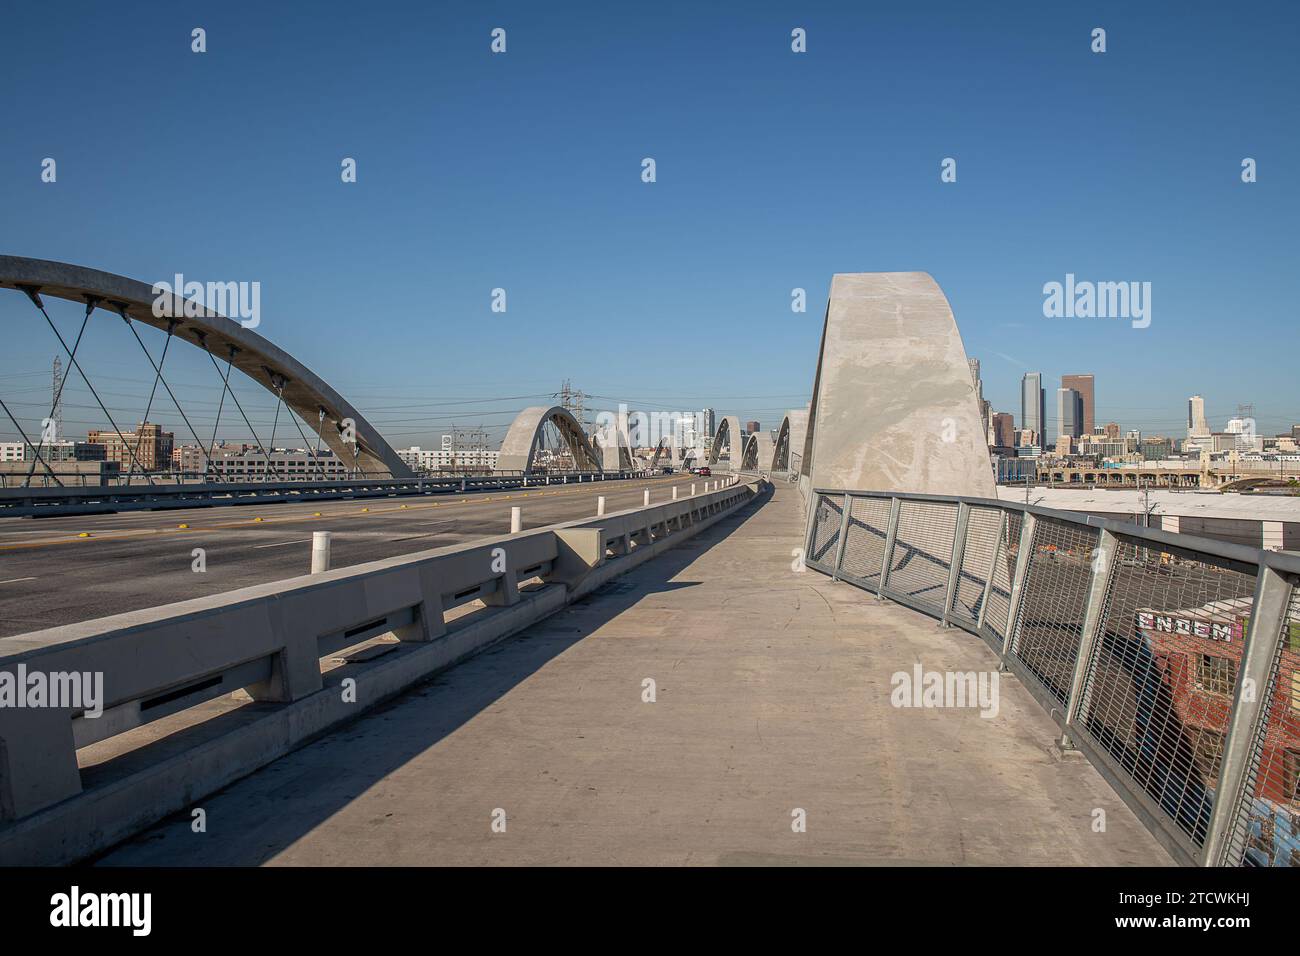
[77,532,91,538]
[313,512,322,517]
[253,517,264,522]
[361,508,369,512]
[178,523,189,529]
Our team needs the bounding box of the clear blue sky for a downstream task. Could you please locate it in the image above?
[1,0,1296,447]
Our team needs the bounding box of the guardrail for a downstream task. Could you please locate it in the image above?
[0,470,651,518]
[805,488,1300,868]
[0,476,755,863]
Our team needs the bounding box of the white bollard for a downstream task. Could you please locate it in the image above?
[597,495,606,516]
[691,483,696,496]
[672,486,678,500]
[643,489,650,506]
[510,506,522,533]
[311,531,332,574]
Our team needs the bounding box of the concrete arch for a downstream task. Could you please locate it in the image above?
[708,415,744,467]
[495,405,601,474]
[592,418,633,472]
[649,436,673,469]
[0,256,411,477]
[772,408,809,473]
[803,272,995,498]
[741,432,773,471]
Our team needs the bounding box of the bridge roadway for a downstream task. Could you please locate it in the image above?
[95,483,1171,866]
[0,474,692,638]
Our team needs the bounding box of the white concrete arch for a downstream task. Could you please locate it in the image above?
[772,408,809,473]
[0,256,411,477]
[803,272,994,497]
[707,415,744,467]
[495,405,602,473]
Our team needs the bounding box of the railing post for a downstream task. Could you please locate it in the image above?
[1203,564,1292,866]
[876,497,902,598]
[830,492,853,581]
[940,502,971,627]
[1061,527,1117,748]
[1000,512,1038,661]
[975,510,1007,631]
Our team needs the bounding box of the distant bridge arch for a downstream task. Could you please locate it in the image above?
[495,405,602,474]
[649,436,673,469]
[0,256,411,477]
[772,408,809,473]
[708,415,744,467]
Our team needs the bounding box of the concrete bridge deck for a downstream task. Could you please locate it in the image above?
[98,484,1172,866]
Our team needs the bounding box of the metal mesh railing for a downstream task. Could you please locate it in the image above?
[884,500,956,612]
[1010,518,1100,705]
[1075,536,1258,849]
[807,493,844,570]
[950,506,1002,622]
[805,487,1300,867]
[1225,584,1300,867]
[841,495,892,585]
[981,511,1022,646]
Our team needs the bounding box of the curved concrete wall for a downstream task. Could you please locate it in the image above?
[774,408,809,473]
[804,273,995,498]
[496,405,601,473]
[0,256,411,478]
[708,415,744,467]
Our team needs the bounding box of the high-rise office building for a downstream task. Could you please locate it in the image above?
[1020,373,1046,445]
[1057,388,1083,442]
[1187,395,1210,438]
[744,420,760,435]
[1061,374,1095,434]
[700,408,716,439]
[992,412,1015,448]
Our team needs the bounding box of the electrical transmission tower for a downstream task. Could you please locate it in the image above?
[446,425,489,473]
[556,379,588,431]
[51,355,64,441]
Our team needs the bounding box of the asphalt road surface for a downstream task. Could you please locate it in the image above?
[0,474,709,638]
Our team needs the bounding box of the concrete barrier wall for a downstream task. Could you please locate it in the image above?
[0,470,649,518]
[0,477,758,864]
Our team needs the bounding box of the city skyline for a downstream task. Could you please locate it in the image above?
[3,1,1298,447]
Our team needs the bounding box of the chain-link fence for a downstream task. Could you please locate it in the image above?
[805,488,1300,867]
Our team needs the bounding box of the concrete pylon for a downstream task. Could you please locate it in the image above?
[774,407,809,473]
[707,415,744,468]
[804,273,995,498]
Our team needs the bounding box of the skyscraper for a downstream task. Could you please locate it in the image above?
[1057,388,1083,442]
[992,412,1015,447]
[1020,372,1046,445]
[1187,395,1210,438]
[700,408,716,439]
[1061,374,1095,435]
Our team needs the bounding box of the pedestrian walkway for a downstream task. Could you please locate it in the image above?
[99,483,1172,865]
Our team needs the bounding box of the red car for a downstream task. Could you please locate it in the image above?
[697,467,712,477]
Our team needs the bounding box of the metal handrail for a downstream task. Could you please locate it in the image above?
[805,486,1298,868]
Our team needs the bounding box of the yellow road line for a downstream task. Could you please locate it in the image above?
[0,477,692,552]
